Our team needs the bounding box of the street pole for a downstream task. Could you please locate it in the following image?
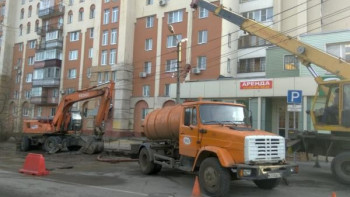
[176,42,182,104]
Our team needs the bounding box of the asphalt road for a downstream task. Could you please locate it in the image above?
[0,142,349,197]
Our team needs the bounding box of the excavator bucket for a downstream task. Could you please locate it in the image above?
[79,136,104,154]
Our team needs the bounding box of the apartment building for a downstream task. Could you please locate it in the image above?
[1,0,349,138]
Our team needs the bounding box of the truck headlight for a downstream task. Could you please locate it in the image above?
[239,169,252,177]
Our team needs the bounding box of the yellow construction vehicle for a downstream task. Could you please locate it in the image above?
[191,0,350,184]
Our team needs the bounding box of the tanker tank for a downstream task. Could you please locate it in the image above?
[142,105,182,140]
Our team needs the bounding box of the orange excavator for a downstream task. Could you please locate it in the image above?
[20,81,115,154]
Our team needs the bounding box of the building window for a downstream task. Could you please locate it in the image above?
[197,56,207,70]
[166,59,177,72]
[69,0,74,6]
[198,30,207,44]
[68,69,77,79]
[112,71,117,82]
[31,87,42,96]
[78,8,84,21]
[66,88,75,94]
[33,69,44,80]
[104,0,110,2]
[68,11,73,24]
[145,38,153,51]
[19,43,23,51]
[97,72,102,83]
[53,89,59,97]
[103,9,110,24]
[284,55,299,70]
[27,22,31,34]
[143,85,150,97]
[227,58,231,73]
[112,7,118,23]
[146,0,153,5]
[101,50,107,65]
[28,6,32,18]
[51,108,56,117]
[104,72,109,82]
[20,9,24,19]
[69,50,78,60]
[168,10,183,24]
[164,84,170,97]
[142,108,149,120]
[35,20,39,32]
[199,7,208,18]
[25,91,31,99]
[90,28,94,38]
[167,34,182,48]
[238,57,266,73]
[26,73,32,83]
[102,30,108,46]
[89,48,93,58]
[86,68,91,78]
[23,107,29,116]
[144,62,151,74]
[28,56,35,65]
[90,5,95,19]
[70,31,79,41]
[238,35,270,48]
[111,29,117,45]
[228,33,232,48]
[29,40,36,49]
[109,49,116,65]
[19,25,23,36]
[326,42,350,62]
[242,7,273,22]
[146,16,154,28]
[37,107,42,117]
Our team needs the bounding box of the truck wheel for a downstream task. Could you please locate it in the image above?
[43,136,61,153]
[199,157,230,197]
[253,178,280,189]
[139,148,160,175]
[331,152,350,184]
[20,136,31,151]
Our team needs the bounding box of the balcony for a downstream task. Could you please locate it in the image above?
[38,5,65,19]
[32,78,60,87]
[36,24,63,36]
[34,59,61,69]
[37,39,63,50]
[31,96,59,105]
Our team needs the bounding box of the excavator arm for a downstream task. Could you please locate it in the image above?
[191,0,350,82]
[53,81,115,137]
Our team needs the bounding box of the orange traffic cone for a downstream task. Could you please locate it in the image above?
[191,176,202,197]
[332,192,336,197]
[19,153,49,176]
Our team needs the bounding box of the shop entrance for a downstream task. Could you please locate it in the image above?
[276,98,299,139]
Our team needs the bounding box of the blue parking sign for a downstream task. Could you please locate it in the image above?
[287,90,302,104]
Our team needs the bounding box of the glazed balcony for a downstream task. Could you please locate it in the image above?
[32,78,60,87]
[37,39,63,50]
[30,96,59,105]
[38,5,64,19]
[36,24,63,36]
[34,59,61,69]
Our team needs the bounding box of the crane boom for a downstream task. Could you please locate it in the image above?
[191,0,350,82]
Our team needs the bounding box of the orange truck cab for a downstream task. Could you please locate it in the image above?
[138,101,298,197]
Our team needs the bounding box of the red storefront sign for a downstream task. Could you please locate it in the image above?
[240,80,273,89]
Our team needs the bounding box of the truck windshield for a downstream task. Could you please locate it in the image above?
[199,104,250,125]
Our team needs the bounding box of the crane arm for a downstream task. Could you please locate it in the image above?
[191,0,350,82]
[52,81,115,133]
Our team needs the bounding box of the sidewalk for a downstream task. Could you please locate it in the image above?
[103,137,146,151]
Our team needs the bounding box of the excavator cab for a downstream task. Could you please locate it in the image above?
[69,110,82,132]
[311,81,350,131]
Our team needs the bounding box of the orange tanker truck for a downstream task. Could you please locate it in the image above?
[138,100,298,197]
